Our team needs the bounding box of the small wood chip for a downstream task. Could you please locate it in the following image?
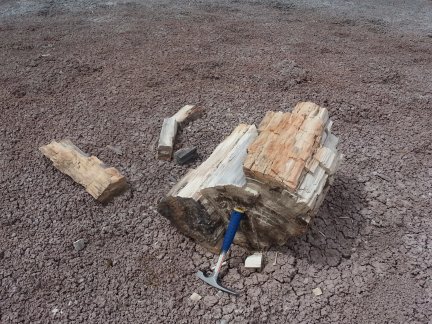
[189,292,202,302]
[312,287,323,296]
[245,252,263,268]
[273,252,278,266]
[318,230,327,238]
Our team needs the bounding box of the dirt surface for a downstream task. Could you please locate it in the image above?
[1,0,431,323]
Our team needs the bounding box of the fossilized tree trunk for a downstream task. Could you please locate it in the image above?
[40,139,127,202]
[158,102,342,252]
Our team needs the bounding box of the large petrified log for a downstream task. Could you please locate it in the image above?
[158,102,342,252]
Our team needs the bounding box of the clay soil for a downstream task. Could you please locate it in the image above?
[1,0,431,323]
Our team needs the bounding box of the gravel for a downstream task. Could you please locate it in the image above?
[1,0,431,323]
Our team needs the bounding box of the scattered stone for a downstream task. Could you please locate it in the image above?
[174,147,198,165]
[312,287,323,296]
[190,292,202,302]
[245,252,263,269]
[220,320,228,324]
[73,239,86,251]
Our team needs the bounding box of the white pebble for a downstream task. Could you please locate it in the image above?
[190,292,202,302]
[312,287,323,296]
[245,252,263,268]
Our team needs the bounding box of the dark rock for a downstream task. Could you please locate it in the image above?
[174,147,198,165]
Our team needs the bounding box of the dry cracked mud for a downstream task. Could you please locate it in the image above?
[1,0,431,323]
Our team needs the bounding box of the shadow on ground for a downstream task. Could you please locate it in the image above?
[274,174,367,267]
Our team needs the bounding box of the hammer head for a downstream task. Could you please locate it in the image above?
[196,271,239,295]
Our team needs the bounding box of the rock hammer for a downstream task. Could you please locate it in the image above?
[196,207,245,295]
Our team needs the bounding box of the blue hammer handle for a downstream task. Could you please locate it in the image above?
[221,208,245,253]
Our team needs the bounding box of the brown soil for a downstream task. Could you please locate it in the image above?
[1,1,431,323]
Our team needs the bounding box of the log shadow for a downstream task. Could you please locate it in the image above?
[273,174,367,267]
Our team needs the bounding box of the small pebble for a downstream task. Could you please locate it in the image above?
[190,292,202,302]
[312,287,323,296]
[73,239,86,251]
[174,147,198,165]
[245,252,263,268]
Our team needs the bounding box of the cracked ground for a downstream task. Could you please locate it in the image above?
[1,0,431,323]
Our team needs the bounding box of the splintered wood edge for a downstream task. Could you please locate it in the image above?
[174,124,254,198]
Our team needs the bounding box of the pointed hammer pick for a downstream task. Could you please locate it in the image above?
[196,207,245,295]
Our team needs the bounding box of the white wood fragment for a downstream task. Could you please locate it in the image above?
[245,252,263,268]
[312,287,323,296]
[190,292,202,302]
[157,117,178,160]
[176,124,257,198]
[323,133,339,150]
[172,104,203,128]
[273,252,278,266]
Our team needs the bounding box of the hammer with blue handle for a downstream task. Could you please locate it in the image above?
[196,207,245,295]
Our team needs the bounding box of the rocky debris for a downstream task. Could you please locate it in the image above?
[244,252,263,269]
[312,287,323,296]
[73,239,86,252]
[174,147,198,165]
[189,292,202,302]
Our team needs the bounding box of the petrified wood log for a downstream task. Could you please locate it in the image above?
[158,102,342,252]
[40,139,127,202]
[157,105,203,161]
